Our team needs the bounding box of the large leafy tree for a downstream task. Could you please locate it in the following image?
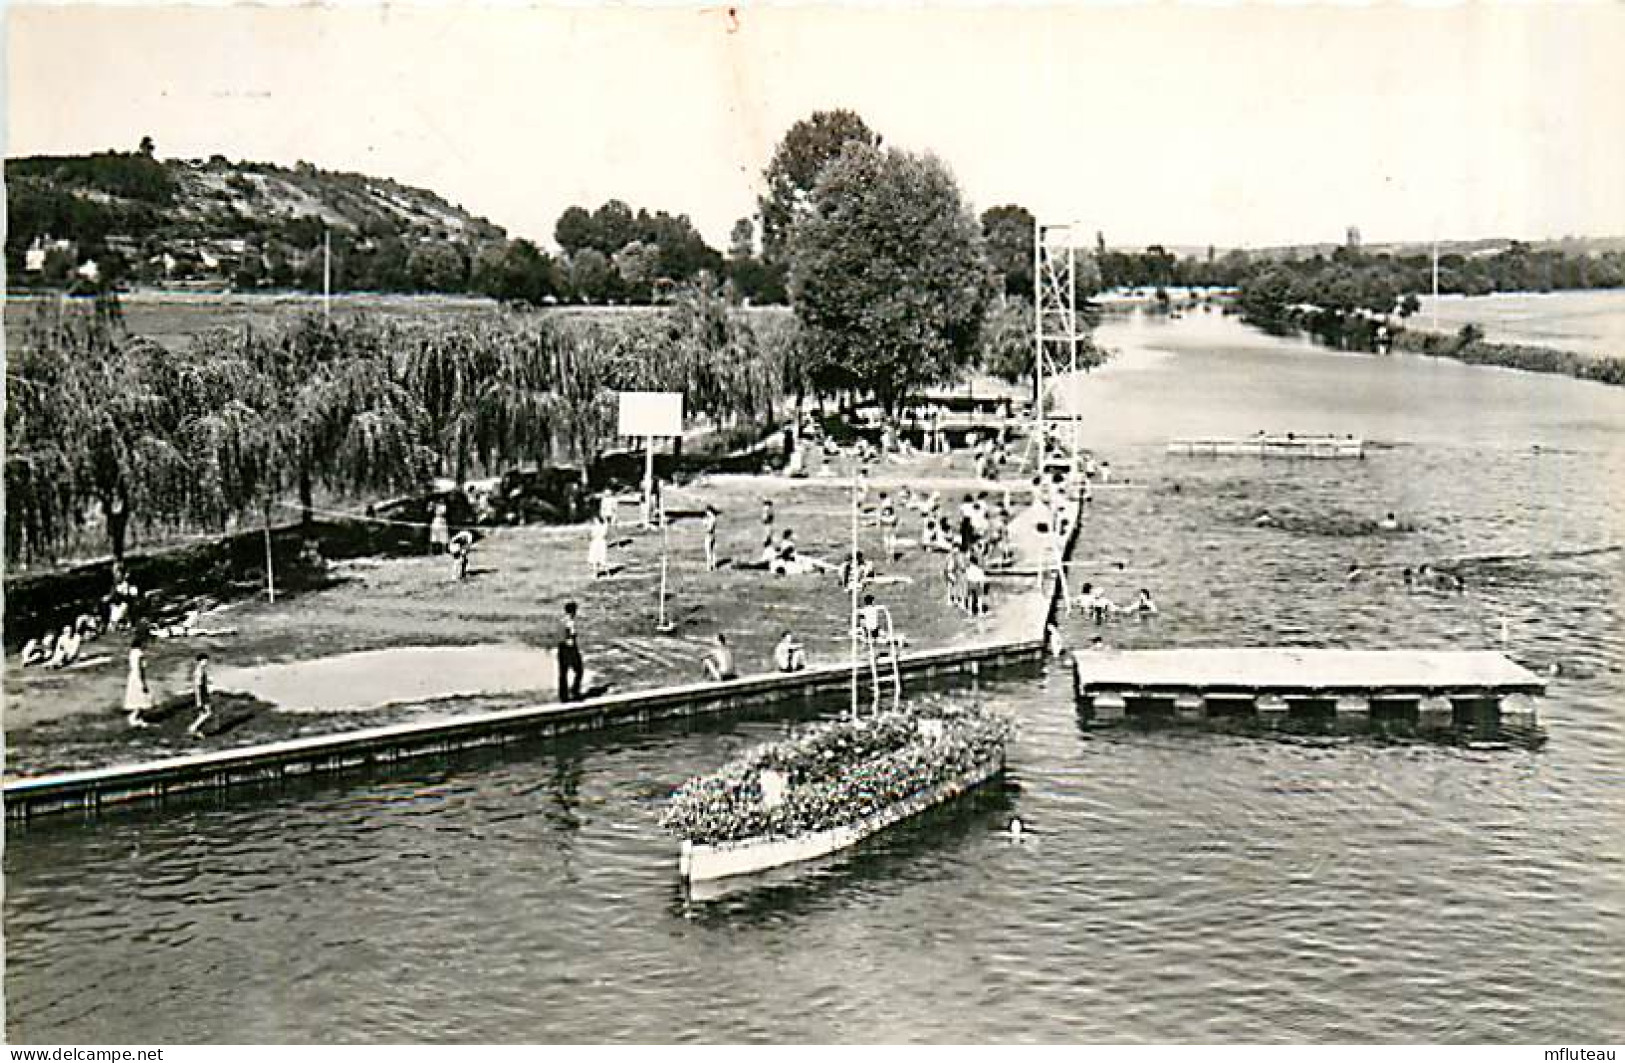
[788,143,995,413]
[554,205,595,257]
[759,109,880,262]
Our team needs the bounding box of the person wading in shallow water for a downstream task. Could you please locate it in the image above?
[557,600,585,702]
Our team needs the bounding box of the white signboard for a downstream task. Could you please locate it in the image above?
[617,391,684,438]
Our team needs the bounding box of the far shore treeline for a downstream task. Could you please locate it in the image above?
[11,108,1622,570]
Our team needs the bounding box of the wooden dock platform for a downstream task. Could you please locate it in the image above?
[1074,648,1545,725]
[1166,436,1364,459]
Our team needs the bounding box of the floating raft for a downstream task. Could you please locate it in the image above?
[1074,648,1545,725]
[1166,436,1364,459]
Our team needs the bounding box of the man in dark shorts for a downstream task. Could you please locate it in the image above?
[558,600,585,702]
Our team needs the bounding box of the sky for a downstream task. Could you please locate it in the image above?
[7,3,1625,253]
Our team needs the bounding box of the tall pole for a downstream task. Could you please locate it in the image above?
[642,435,656,527]
[850,469,860,722]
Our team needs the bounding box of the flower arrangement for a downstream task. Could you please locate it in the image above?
[661,704,1010,846]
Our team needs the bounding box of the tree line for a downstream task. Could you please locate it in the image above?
[8,107,1104,566]
[4,286,799,567]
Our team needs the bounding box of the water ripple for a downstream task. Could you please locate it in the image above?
[9,313,1625,1042]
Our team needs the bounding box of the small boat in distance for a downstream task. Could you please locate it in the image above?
[1166,434,1365,459]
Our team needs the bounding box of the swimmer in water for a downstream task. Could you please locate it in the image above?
[1001,817,1029,841]
[1402,566,1415,589]
[1254,510,1277,527]
[1377,511,1400,532]
[1345,562,1364,582]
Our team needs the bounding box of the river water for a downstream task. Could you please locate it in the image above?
[7,311,1623,1043]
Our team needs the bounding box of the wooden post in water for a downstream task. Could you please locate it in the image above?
[323,228,332,324]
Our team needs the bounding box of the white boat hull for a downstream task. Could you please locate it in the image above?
[678,753,1005,883]
[1166,437,1364,459]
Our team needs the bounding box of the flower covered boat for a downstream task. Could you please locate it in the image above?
[662,704,1010,884]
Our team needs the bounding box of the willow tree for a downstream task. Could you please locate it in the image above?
[664,278,794,429]
[5,331,83,563]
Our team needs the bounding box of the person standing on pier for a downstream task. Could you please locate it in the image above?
[558,601,585,702]
[878,493,900,562]
[587,516,609,579]
[701,633,738,681]
[428,502,450,555]
[449,530,475,580]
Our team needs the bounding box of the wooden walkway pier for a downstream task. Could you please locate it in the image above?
[1074,648,1545,726]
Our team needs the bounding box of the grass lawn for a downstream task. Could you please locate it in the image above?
[1415,291,1625,361]
[4,445,1060,778]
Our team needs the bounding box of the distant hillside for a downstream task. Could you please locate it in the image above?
[5,148,510,294]
[1104,236,1625,261]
